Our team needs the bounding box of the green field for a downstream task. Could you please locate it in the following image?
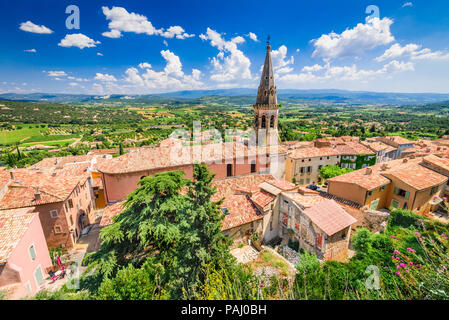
[0,124,80,146]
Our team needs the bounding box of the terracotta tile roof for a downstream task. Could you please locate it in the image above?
[288,147,340,159]
[250,191,276,208]
[0,168,11,189]
[423,154,449,173]
[265,179,297,191]
[383,158,447,190]
[286,192,328,208]
[99,201,125,227]
[30,155,96,169]
[303,199,357,236]
[0,169,83,209]
[360,141,388,153]
[211,174,274,201]
[328,161,395,191]
[334,142,375,155]
[328,158,448,191]
[96,143,282,174]
[221,194,262,231]
[0,207,36,264]
[381,136,414,146]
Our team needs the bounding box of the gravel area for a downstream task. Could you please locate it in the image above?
[231,245,259,264]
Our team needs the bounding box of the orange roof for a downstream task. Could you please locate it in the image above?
[265,179,297,191]
[0,207,37,264]
[334,142,375,155]
[221,195,262,231]
[329,158,447,191]
[423,155,449,173]
[287,192,328,208]
[303,199,357,236]
[211,174,274,201]
[381,136,414,146]
[360,141,388,153]
[383,158,447,190]
[30,155,96,169]
[288,147,340,159]
[99,201,125,227]
[96,143,282,175]
[250,191,276,208]
[0,169,84,209]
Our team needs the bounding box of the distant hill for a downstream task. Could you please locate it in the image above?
[2,89,449,105]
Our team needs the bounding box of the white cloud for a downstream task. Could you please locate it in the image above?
[24,49,37,53]
[277,60,414,85]
[270,45,294,75]
[19,21,53,34]
[163,40,168,47]
[123,50,204,92]
[200,28,252,83]
[95,73,117,82]
[232,36,245,44]
[376,43,449,61]
[402,2,413,8]
[58,33,100,49]
[160,26,195,39]
[69,82,78,87]
[248,32,259,42]
[101,6,194,40]
[46,71,67,77]
[312,17,395,59]
[97,53,103,56]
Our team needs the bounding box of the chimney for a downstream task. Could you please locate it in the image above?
[34,187,41,201]
[403,158,408,163]
[9,170,14,181]
[365,167,373,175]
[381,164,389,171]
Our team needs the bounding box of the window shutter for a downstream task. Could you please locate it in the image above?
[405,191,410,200]
[29,246,36,260]
[394,187,399,195]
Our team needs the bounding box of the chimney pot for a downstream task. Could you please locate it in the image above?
[365,167,372,175]
[35,187,41,201]
[9,170,14,180]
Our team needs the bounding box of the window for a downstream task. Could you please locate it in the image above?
[391,199,400,209]
[270,221,273,231]
[54,225,62,234]
[29,245,36,260]
[430,186,438,196]
[70,215,74,226]
[301,159,305,162]
[299,179,304,185]
[307,166,312,173]
[327,156,330,160]
[320,157,323,160]
[49,210,58,218]
[68,199,73,208]
[64,201,68,212]
[300,167,304,174]
[251,161,256,173]
[366,190,373,197]
[34,266,43,286]
[306,178,310,184]
[261,115,266,128]
[270,115,275,128]
[370,199,379,210]
[394,187,410,200]
[380,185,386,191]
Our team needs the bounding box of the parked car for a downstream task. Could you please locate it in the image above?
[307,184,320,191]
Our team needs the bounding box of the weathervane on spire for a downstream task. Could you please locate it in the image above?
[267,35,270,45]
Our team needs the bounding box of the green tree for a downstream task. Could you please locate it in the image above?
[83,164,233,298]
[319,165,353,180]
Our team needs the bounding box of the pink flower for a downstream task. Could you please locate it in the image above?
[400,263,407,268]
[396,257,400,260]
[260,284,264,288]
[390,235,397,239]
[395,271,400,276]
[397,265,401,270]
[409,262,414,266]
[394,250,400,255]
[407,248,416,253]
[414,232,421,237]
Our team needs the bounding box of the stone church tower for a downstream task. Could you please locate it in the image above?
[253,39,280,147]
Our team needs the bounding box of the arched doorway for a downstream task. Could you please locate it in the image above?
[270,115,275,128]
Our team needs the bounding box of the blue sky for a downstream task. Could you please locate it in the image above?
[1,0,449,94]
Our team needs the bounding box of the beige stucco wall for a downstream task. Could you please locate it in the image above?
[286,155,340,185]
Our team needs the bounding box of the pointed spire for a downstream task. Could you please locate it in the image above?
[256,37,277,106]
